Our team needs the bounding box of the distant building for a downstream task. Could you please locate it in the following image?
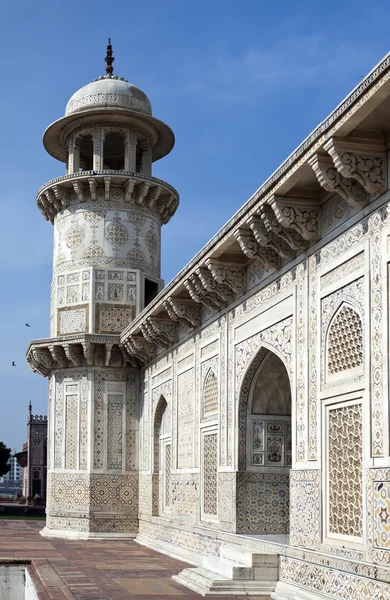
[0,456,23,483]
[15,403,47,501]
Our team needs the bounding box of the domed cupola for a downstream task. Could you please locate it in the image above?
[43,39,174,163]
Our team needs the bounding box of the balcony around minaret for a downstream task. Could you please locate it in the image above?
[37,171,179,225]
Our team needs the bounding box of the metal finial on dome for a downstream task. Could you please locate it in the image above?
[104,38,115,78]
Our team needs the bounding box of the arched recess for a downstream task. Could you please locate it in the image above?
[325,301,363,382]
[152,395,171,515]
[236,345,292,534]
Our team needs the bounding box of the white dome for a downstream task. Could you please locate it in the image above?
[65,77,152,116]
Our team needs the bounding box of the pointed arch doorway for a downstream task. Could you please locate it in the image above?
[237,347,292,535]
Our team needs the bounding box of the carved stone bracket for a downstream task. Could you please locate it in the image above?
[184,274,225,309]
[205,258,245,294]
[196,267,234,303]
[72,180,84,202]
[49,344,68,368]
[324,137,386,194]
[141,317,177,347]
[36,172,180,224]
[163,297,201,328]
[234,227,280,270]
[309,153,368,207]
[63,343,83,367]
[269,195,320,241]
[259,204,307,251]
[124,335,156,363]
[27,335,137,375]
[247,214,294,258]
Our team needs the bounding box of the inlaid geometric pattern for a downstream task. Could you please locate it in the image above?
[65,224,84,249]
[203,433,217,517]
[65,394,78,469]
[98,307,132,333]
[59,308,86,334]
[328,403,363,538]
[105,221,128,246]
[236,472,289,533]
[165,443,171,508]
[107,395,123,470]
[177,368,194,469]
[328,305,363,374]
[290,470,321,548]
[203,369,218,415]
[373,481,390,549]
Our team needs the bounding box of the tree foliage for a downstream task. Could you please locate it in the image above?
[0,442,11,478]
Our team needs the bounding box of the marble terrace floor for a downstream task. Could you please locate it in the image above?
[0,520,271,600]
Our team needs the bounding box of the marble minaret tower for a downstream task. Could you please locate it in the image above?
[28,40,179,538]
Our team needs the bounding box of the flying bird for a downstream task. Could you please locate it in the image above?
[25,323,30,327]
[12,361,16,367]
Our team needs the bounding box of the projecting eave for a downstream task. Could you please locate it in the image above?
[119,52,390,364]
[43,108,175,164]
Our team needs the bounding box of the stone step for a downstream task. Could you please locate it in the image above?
[203,556,254,580]
[220,543,279,568]
[173,567,277,597]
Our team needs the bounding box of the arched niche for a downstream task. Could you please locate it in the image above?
[236,345,292,535]
[247,351,292,469]
[152,395,171,515]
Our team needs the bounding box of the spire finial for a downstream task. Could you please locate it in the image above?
[105,38,115,78]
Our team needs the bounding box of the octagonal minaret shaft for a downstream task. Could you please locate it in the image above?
[28,41,179,539]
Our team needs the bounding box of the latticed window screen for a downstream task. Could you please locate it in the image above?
[204,370,218,415]
[327,305,363,375]
[203,433,218,516]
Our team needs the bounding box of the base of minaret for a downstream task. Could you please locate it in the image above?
[42,469,139,539]
[41,470,139,539]
[30,357,140,540]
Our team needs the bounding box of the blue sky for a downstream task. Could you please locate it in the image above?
[0,0,389,450]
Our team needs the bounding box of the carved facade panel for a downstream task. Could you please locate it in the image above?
[290,470,321,548]
[177,368,195,469]
[59,307,87,335]
[328,403,363,539]
[202,433,218,517]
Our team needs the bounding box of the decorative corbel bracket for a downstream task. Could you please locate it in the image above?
[63,343,83,367]
[146,186,161,210]
[196,267,234,304]
[163,297,201,328]
[88,178,97,201]
[324,137,386,194]
[72,180,84,203]
[50,344,68,368]
[268,195,320,241]
[127,335,156,363]
[234,227,280,270]
[185,274,224,309]
[260,204,307,251]
[136,182,151,205]
[146,317,177,347]
[205,258,245,294]
[124,179,135,203]
[104,176,111,201]
[308,152,367,207]
[247,214,294,258]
